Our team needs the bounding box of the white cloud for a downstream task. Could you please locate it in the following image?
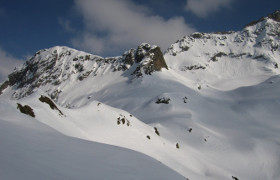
[0,48,23,83]
[71,33,106,55]
[185,0,233,18]
[72,0,195,56]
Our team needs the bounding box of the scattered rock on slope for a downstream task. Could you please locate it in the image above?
[39,95,64,116]
[17,103,35,118]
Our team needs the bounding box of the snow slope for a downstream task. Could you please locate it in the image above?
[1,11,280,180]
[0,99,185,180]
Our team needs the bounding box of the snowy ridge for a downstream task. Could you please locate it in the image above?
[3,43,167,100]
[1,11,280,180]
[6,46,124,99]
[0,98,185,180]
[165,16,280,90]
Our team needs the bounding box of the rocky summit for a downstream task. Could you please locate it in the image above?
[1,43,167,99]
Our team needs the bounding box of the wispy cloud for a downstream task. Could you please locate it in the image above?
[0,48,23,83]
[72,0,195,56]
[58,18,76,33]
[185,0,233,18]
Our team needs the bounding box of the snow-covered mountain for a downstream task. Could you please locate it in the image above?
[166,11,280,90]
[1,11,280,180]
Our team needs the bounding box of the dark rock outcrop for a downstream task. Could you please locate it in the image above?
[0,81,9,95]
[39,95,64,116]
[268,10,280,22]
[129,43,168,77]
[17,103,35,118]
[123,49,135,65]
[8,49,60,97]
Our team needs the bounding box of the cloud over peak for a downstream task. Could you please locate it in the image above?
[72,0,195,56]
[0,48,23,82]
[185,0,233,18]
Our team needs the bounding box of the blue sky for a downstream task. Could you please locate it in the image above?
[0,0,279,81]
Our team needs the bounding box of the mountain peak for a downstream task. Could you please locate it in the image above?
[245,10,280,27]
[268,10,280,22]
[1,43,168,99]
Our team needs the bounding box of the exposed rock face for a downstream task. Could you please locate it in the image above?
[268,10,280,22]
[147,46,168,71]
[127,43,168,77]
[0,81,9,95]
[7,48,72,97]
[9,51,57,88]
[1,43,168,99]
[123,49,135,65]
[135,43,151,63]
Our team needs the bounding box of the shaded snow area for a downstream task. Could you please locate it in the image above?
[1,13,280,180]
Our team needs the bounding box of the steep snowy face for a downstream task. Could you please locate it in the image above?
[2,44,167,99]
[165,12,280,90]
